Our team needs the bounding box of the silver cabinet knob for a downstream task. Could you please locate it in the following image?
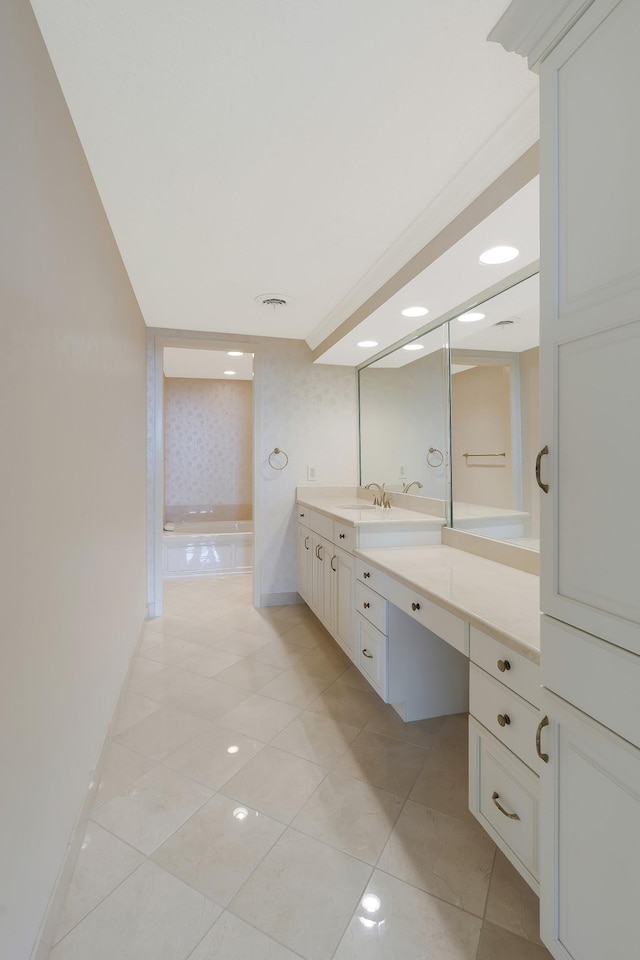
[411,602,420,612]
[497,659,511,672]
[497,714,511,727]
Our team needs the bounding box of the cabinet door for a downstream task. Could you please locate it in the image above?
[336,547,355,659]
[297,524,312,604]
[539,691,640,960]
[539,0,640,655]
[311,535,325,622]
[323,543,338,637]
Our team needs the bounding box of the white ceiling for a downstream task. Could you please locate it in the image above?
[30,0,537,349]
[163,348,254,380]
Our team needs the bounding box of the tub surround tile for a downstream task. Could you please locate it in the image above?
[332,869,482,960]
[92,743,155,810]
[54,823,144,943]
[377,800,496,917]
[334,730,428,798]
[222,746,328,824]
[50,861,220,960]
[163,725,265,790]
[114,706,211,761]
[271,712,360,768]
[186,912,301,960]
[291,771,404,864]
[229,829,372,960]
[152,793,285,906]
[92,765,213,855]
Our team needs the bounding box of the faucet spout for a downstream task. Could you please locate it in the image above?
[365,482,383,506]
[402,480,423,494]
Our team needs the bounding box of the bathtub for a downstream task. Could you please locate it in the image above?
[162,520,253,578]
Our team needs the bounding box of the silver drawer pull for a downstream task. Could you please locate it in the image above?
[339,533,346,539]
[363,571,370,578]
[363,602,370,609]
[411,602,420,612]
[497,659,510,672]
[362,648,374,659]
[305,537,310,550]
[492,791,520,820]
[497,713,511,727]
[536,715,549,763]
[331,555,337,572]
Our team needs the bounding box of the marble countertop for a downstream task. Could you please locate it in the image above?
[296,492,444,529]
[354,544,540,662]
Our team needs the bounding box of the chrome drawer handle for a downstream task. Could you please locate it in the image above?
[362,648,374,659]
[363,602,370,609]
[536,445,549,493]
[363,571,370,578]
[492,792,520,820]
[305,537,310,550]
[411,602,420,612]
[339,533,346,539]
[331,555,337,572]
[536,715,549,763]
[497,659,510,672]
[497,713,511,727]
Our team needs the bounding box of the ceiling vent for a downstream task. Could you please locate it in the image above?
[255,293,289,308]
[493,317,518,328]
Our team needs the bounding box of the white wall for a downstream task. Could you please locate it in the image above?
[254,339,358,605]
[0,3,147,957]
[520,346,540,538]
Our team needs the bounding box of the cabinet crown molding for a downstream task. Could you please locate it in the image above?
[488,0,596,69]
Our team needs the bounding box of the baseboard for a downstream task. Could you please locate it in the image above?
[30,614,147,959]
[259,591,301,607]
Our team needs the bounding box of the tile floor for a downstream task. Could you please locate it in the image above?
[50,575,553,960]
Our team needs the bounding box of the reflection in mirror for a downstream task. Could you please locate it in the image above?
[450,273,539,550]
[358,324,449,516]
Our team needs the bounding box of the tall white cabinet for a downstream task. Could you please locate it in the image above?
[492,2,640,958]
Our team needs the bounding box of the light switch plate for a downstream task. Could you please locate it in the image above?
[307,465,317,481]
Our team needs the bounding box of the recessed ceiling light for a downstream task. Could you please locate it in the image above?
[227,351,243,357]
[223,370,236,376]
[357,340,379,348]
[401,306,429,318]
[458,311,486,322]
[402,343,424,351]
[479,245,519,265]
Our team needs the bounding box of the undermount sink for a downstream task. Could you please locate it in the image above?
[336,502,376,511]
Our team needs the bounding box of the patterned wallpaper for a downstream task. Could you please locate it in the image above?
[164,377,253,509]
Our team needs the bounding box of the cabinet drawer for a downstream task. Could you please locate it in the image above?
[309,510,334,540]
[469,717,539,889]
[296,505,310,527]
[355,580,388,634]
[333,522,355,552]
[355,558,389,595]
[469,664,540,771]
[470,627,541,708]
[356,613,388,698]
[385,578,468,655]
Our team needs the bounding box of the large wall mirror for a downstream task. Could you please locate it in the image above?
[358,270,540,551]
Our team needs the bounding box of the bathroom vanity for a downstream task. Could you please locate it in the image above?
[296,488,542,891]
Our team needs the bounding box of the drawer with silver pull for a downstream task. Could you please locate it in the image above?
[355,580,388,634]
[355,558,389,595]
[469,716,539,888]
[470,627,541,708]
[384,578,468,654]
[333,522,355,552]
[469,663,540,771]
[356,613,388,698]
[296,505,311,527]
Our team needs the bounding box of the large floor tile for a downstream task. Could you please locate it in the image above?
[291,771,403,864]
[259,669,333,707]
[484,849,543,944]
[271,712,360,767]
[206,628,272,657]
[50,861,220,960]
[332,868,482,960]
[364,702,444,748]
[177,649,242,678]
[54,823,144,942]
[163,725,265,790]
[128,656,167,684]
[211,656,284,691]
[222,746,327,823]
[92,765,213,854]
[476,922,554,960]
[229,829,372,960]
[293,647,351,682]
[187,912,301,960]
[170,678,251,724]
[409,712,474,822]
[113,691,162,736]
[153,793,285,905]
[306,682,381,728]
[211,609,286,642]
[333,665,376,693]
[334,730,428,797]
[248,638,311,670]
[142,637,212,666]
[114,705,211,761]
[127,666,207,704]
[377,800,495,917]
[92,742,155,810]
[215,693,302,741]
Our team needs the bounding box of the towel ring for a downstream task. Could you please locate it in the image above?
[427,447,444,468]
[268,447,288,470]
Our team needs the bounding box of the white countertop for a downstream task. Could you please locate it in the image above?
[296,492,444,530]
[354,544,541,662]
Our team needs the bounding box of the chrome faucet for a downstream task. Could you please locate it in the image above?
[365,482,383,506]
[402,480,423,494]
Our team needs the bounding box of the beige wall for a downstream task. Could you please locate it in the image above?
[0,3,147,957]
[520,346,540,538]
[164,378,253,513]
[451,364,513,507]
